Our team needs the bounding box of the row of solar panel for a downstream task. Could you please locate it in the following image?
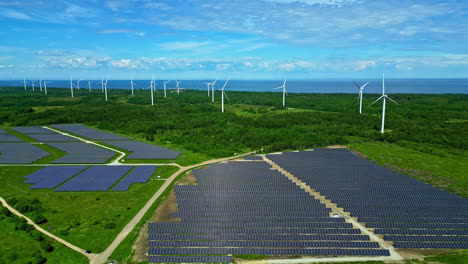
[366,223,468,229]
[148,248,391,256]
[384,235,468,242]
[374,229,468,235]
[24,165,157,191]
[0,143,50,163]
[359,217,468,224]
[12,126,56,134]
[148,228,361,234]
[175,206,332,212]
[148,240,380,248]
[171,212,331,217]
[148,234,371,241]
[149,222,353,228]
[180,217,346,223]
[50,124,129,140]
[47,142,116,164]
[102,140,180,160]
[149,256,232,264]
[393,242,468,249]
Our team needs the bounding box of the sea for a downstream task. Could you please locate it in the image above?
[1,79,467,94]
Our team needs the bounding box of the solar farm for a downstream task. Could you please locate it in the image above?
[1,124,466,264]
[146,149,468,263]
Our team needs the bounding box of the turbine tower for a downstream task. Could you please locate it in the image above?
[149,75,154,105]
[23,77,27,91]
[39,79,42,92]
[175,80,182,95]
[43,81,50,95]
[88,81,92,92]
[163,80,171,98]
[130,73,135,95]
[220,78,230,113]
[353,80,370,114]
[274,77,288,107]
[369,74,398,134]
[31,80,36,91]
[207,79,217,102]
[76,79,81,90]
[104,75,110,101]
[69,75,74,98]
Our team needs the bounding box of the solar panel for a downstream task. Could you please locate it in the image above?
[102,141,180,160]
[12,126,57,134]
[25,166,88,189]
[149,256,232,263]
[394,242,468,249]
[112,166,158,191]
[47,142,117,163]
[0,134,23,142]
[50,124,129,140]
[0,143,50,163]
[26,134,79,142]
[55,166,132,191]
[0,129,8,134]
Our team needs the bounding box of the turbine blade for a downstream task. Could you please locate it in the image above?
[283,77,287,87]
[223,91,230,102]
[361,81,370,89]
[369,95,384,106]
[386,96,398,105]
[221,78,230,90]
[352,80,361,89]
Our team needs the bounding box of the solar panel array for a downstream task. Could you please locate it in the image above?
[25,166,87,188]
[0,134,23,142]
[112,166,158,191]
[55,166,132,191]
[12,126,57,134]
[148,161,390,263]
[0,129,7,133]
[243,155,264,160]
[267,149,468,250]
[102,141,180,160]
[47,142,116,163]
[26,133,79,142]
[50,124,129,140]
[0,143,50,163]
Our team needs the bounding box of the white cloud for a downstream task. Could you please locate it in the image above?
[159,41,211,51]
[0,64,14,68]
[0,8,31,20]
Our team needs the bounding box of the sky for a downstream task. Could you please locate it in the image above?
[0,0,467,80]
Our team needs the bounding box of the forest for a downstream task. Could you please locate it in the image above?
[0,87,466,158]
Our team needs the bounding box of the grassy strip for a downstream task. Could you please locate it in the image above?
[109,166,181,262]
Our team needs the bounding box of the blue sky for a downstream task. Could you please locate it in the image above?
[0,0,467,79]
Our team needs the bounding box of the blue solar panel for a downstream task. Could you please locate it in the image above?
[112,166,157,191]
[149,256,232,263]
[55,166,132,191]
[0,143,50,163]
[102,141,180,160]
[25,166,88,188]
[12,126,57,134]
[0,134,23,142]
[47,142,117,163]
[25,134,79,142]
[50,124,129,140]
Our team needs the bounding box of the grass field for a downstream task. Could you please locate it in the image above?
[0,165,178,253]
[350,142,468,197]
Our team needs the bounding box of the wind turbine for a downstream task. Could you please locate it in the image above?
[69,75,74,98]
[206,79,217,102]
[23,77,27,91]
[88,81,92,92]
[353,80,370,114]
[104,75,110,101]
[163,80,171,98]
[274,77,288,107]
[39,79,42,92]
[175,80,182,95]
[31,80,36,91]
[43,81,50,95]
[96,75,104,93]
[369,74,398,134]
[219,78,230,113]
[130,73,135,95]
[148,75,154,105]
[76,79,81,90]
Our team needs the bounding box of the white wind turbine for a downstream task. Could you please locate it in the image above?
[130,73,135,95]
[96,75,104,93]
[211,80,217,102]
[31,80,36,91]
[23,77,27,91]
[76,79,82,90]
[43,81,50,95]
[88,81,92,92]
[219,78,230,113]
[69,75,74,98]
[353,80,370,114]
[274,77,288,107]
[39,79,42,92]
[148,75,155,105]
[369,74,398,134]
[163,80,171,98]
[175,80,182,95]
[104,75,110,101]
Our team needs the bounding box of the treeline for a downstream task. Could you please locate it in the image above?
[1,87,467,157]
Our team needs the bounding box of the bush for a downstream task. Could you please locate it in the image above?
[104,222,117,229]
[40,241,54,252]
